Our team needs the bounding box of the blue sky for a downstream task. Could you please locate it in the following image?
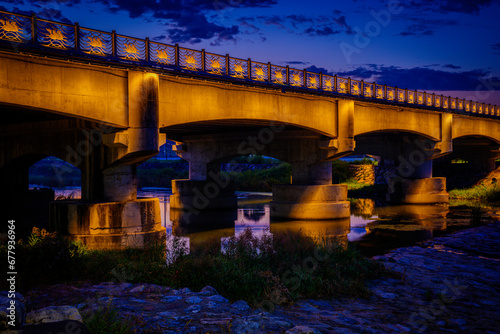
[2,0,500,104]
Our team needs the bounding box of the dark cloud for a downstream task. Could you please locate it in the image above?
[398,18,458,37]
[240,12,353,37]
[286,61,309,65]
[493,43,500,54]
[402,0,498,14]
[443,64,462,69]
[90,0,276,44]
[306,65,334,75]
[336,65,500,91]
[305,26,340,36]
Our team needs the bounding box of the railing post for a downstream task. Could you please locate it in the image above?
[175,44,179,67]
[74,22,79,51]
[462,99,466,111]
[319,72,323,90]
[31,13,37,44]
[267,62,271,82]
[432,93,435,107]
[361,80,364,96]
[201,49,205,72]
[384,84,387,100]
[112,30,116,57]
[225,54,229,76]
[286,66,290,85]
[405,88,408,103]
[145,37,150,62]
[373,82,376,98]
[347,77,351,94]
[394,86,397,101]
[334,74,337,92]
[248,58,252,80]
[303,69,307,87]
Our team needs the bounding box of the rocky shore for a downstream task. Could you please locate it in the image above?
[3,220,500,333]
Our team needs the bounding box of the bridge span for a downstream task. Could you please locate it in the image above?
[0,10,499,248]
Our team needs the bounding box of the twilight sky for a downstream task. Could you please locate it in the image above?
[2,0,500,105]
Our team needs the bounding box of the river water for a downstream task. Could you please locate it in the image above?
[46,186,494,256]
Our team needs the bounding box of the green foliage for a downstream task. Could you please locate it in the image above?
[449,184,500,202]
[223,163,291,192]
[348,158,378,166]
[332,160,352,183]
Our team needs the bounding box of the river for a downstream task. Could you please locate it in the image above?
[44,186,496,256]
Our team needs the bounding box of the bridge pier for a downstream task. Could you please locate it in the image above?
[387,151,449,204]
[50,71,165,249]
[271,161,350,220]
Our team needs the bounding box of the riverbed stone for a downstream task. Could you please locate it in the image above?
[185,296,202,304]
[26,305,82,324]
[231,300,251,312]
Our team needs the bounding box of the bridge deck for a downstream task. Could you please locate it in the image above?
[0,9,498,120]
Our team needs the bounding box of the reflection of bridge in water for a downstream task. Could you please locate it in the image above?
[1,10,499,248]
[166,197,453,256]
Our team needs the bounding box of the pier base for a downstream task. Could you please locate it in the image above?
[50,198,165,249]
[271,184,350,220]
[387,177,449,204]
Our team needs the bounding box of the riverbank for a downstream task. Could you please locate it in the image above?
[11,216,500,333]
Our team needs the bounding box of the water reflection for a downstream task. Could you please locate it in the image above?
[46,187,462,256]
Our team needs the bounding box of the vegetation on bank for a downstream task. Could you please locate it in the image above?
[449,184,500,202]
[0,227,391,308]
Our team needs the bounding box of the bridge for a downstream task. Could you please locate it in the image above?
[1,10,499,248]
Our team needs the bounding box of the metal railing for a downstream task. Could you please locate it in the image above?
[0,10,499,119]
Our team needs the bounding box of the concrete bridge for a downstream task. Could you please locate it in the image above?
[1,10,499,248]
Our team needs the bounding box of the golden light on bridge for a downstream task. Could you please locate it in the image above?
[210,59,223,75]
[234,63,245,78]
[0,19,21,40]
[45,28,66,48]
[88,36,105,55]
[156,50,169,64]
[124,43,139,59]
[184,54,197,70]
[255,67,265,81]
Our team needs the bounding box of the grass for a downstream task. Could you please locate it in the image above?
[0,227,391,310]
[449,184,500,202]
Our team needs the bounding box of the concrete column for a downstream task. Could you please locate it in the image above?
[127,71,159,157]
[389,150,449,204]
[103,165,137,202]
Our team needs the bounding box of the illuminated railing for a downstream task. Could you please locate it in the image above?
[0,10,499,119]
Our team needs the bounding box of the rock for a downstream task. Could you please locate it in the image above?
[184,305,201,313]
[162,295,183,303]
[200,317,232,325]
[186,296,202,304]
[199,286,218,296]
[26,306,82,324]
[129,285,145,293]
[208,295,229,303]
[0,294,25,329]
[373,290,398,299]
[286,325,321,334]
[180,287,192,294]
[231,300,251,312]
